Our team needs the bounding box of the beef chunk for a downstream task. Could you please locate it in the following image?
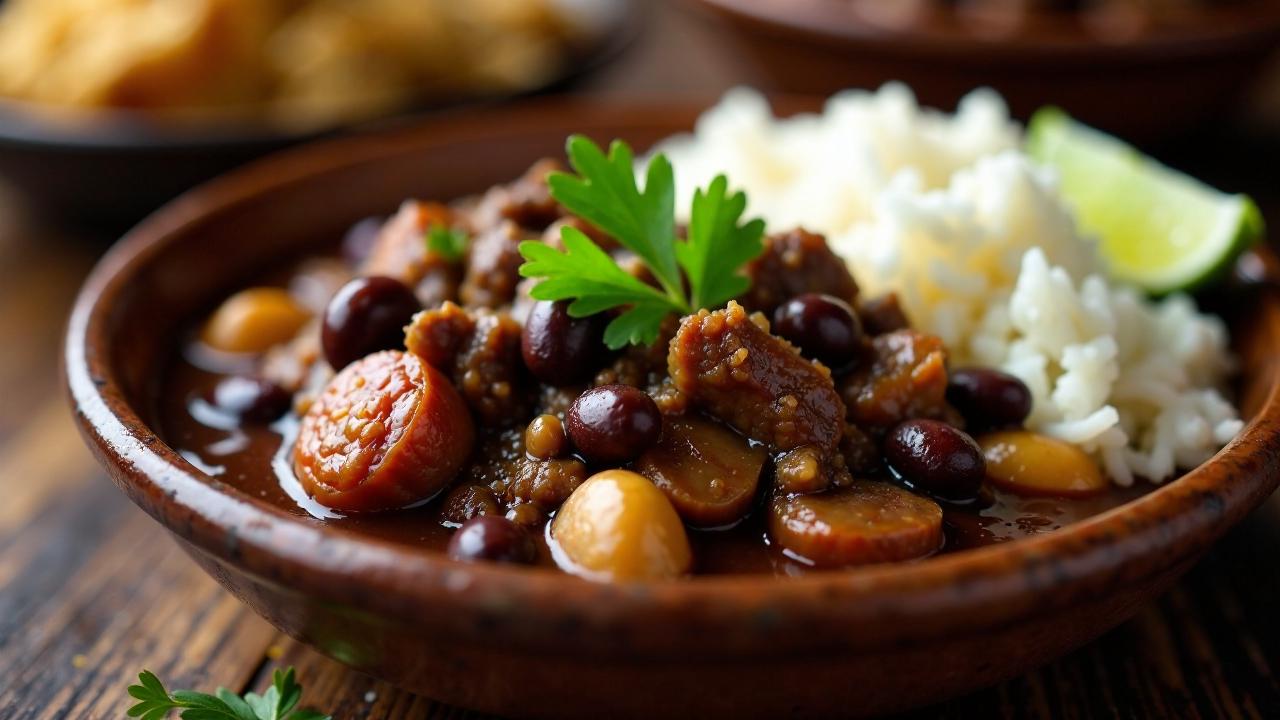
[459,220,528,308]
[593,314,676,391]
[740,228,859,315]
[507,457,589,510]
[458,311,532,423]
[841,423,882,475]
[287,258,351,315]
[360,200,463,307]
[362,202,463,310]
[404,305,532,425]
[404,302,474,368]
[858,292,911,335]
[260,318,328,396]
[470,158,565,233]
[840,330,950,431]
[669,301,849,492]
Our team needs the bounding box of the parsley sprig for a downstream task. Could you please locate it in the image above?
[518,135,764,348]
[127,667,330,720]
[425,224,468,262]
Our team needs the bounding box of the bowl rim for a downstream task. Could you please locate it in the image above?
[689,0,1280,63]
[64,96,1280,655]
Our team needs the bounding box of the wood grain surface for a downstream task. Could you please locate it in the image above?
[2,2,1280,717]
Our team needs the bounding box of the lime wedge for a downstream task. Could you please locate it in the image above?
[1027,107,1264,294]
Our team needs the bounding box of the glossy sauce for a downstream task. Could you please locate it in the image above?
[159,348,1148,576]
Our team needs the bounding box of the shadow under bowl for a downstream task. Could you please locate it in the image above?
[64,98,1280,719]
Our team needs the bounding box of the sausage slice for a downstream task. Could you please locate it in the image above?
[294,350,474,512]
[769,481,943,567]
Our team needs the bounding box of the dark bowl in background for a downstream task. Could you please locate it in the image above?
[686,0,1280,141]
[0,0,637,229]
[0,106,316,228]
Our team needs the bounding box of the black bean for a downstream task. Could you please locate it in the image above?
[521,300,606,385]
[566,384,661,464]
[321,276,420,370]
[772,293,863,372]
[883,419,985,502]
[947,367,1032,430]
[208,376,291,423]
[447,516,536,565]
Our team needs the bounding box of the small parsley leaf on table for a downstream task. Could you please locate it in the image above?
[126,667,330,720]
[519,135,765,349]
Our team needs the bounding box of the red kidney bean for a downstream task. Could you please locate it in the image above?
[946,367,1032,430]
[208,376,291,423]
[521,300,606,385]
[772,293,863,372]
[883,419,985,502]
[447,516,536,565]
[321,276,420,370]
[566,384,661,464]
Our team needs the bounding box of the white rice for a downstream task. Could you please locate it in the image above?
[653,84,1243,485]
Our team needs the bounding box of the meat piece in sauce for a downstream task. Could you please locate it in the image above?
[405,303,533,425]
[668,301,850,493]
[839,330,951,431]
[769,481,943,567]
[361,200,463,308]
[293,350,474,512]
[458,421,587,512]
[460,220,532,308]
[507,456,589,510]
[261,318,325,394]
[857,292,911,336]
[469,158,566,233]
[740,228,859,315]
[593,314,678,391]
[287,258,352,316]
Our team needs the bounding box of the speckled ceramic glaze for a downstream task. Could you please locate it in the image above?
[65,100,1280,719]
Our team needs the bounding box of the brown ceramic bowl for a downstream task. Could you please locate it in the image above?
[685,0,1280,141]
[65,98,1280,719]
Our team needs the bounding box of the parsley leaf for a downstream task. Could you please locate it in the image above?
[518,227,680,348]
[127,667,330,720]
[679,175,766,310]
[520,135,765,348]
[425,224,468,262]
[547,136,687,307]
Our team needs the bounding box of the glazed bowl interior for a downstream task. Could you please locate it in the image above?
[66,98,1280,715]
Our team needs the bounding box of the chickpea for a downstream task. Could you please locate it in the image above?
[978,431,1107,498]
[201,287,310,354]
[524,414,567,460]
[550,470,692,582]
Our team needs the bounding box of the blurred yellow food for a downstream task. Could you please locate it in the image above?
[0,0,593,127]
[201,287,311,354]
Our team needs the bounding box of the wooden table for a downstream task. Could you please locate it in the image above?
[3,2,1280,717]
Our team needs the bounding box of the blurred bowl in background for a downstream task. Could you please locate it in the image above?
[686,0,1280,141]
[0,0,635,227]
